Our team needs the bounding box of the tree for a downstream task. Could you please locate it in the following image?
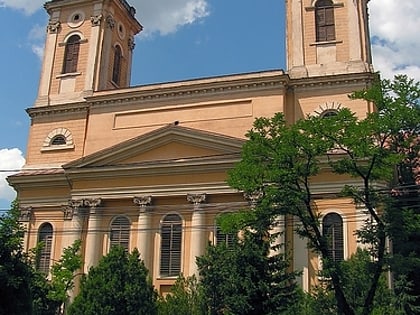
[227,75,420,315]
[197,223,299,315]
[48,240,82,314]
[0,200,33,315]
[157,275,206,315]
[68,246,157,315]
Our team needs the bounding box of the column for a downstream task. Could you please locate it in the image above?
[187,193,207,276]
[134,196,152,271]
[83,198,103,273]
[84,13,102,93]
[64,200,86,248]
[19,207,32,251]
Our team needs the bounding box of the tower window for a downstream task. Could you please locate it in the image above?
[112,45,122,86]
[315,0,336,42]
[110,216,130,251]
[63,35,81,73]
[160,214,182,277]
[38,223,53,274]
[322,212,344,262]
[51,135,67,146]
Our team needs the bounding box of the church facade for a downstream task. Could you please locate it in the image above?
[9,0,375,293]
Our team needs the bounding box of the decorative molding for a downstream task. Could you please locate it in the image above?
[134,195,152,207]
[187,193,206,205]
[27,103,89,119]
[88,71,287,107]
[62,205,74,220]
[91,14,103,27]
[134,195,152,213]
[47,21,61,34]
[66,198,102,217]
[128,36,135,51]
[106,15,115,29]
[19,207,33,222]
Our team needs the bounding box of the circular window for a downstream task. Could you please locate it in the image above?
[117,22,126,39]
[68,11,85,28]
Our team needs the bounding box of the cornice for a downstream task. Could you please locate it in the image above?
[26,102,89,119]
[289,72,377,90]
[64,153,241,179]
[87,70,288,108]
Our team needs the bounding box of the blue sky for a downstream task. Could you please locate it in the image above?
[0,0,419,210]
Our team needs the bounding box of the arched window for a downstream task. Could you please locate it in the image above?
[160,214,182,277]
[320,109,338,118]
[38,223,53,274]
[112,45,122,85]
[315,0,335,42]
[322,213,344,261]
[110,216,130,251]
[51,135,67,146]
[63,35,81,73]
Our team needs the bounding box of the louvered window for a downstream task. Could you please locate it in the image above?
[38,223,53,274]
[322,213,344,261]
[160,214,182,277]
[51,135,66,145]
[112,45,122,85]
[315,0,336,42]
[215,225,236,247]
[63,35,81,73]
[110,216,130,251]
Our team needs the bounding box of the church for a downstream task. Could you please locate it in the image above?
[8,0,375,294]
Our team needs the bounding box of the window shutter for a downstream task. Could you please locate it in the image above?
[38,223,53,274]
[160,214,182,277]
[110,216,130,251]
[63,35,80,73]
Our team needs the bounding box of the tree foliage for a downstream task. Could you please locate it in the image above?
[0,200,33,315]
[228,75,420,315]
[68,246,157,315]
[157,275,206,315]
[197,226,299,315]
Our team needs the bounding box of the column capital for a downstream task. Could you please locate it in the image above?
[187,193,206,205]
[90,14,103,27]
[106,15,115,29]
[84,198,102,214]
[19,206,33,222]
[47,20,61,34]
[128,36,136,51]
[62,205,74,221]
[134,196,152,212]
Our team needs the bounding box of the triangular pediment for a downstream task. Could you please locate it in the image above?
[64,125,244,169]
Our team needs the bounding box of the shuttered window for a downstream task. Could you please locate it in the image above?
[63,35,81,73]
[38,223,53,274]
[315,0,336,42]
[110,216,130,251]
[112,45,122,85]
[215,225,236,247]
[322,213,344,262]
[160,214,182,277]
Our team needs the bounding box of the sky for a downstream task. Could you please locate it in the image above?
[0,0,419,211]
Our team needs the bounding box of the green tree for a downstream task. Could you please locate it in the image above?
[197,224,299,315]
[48,240,82,314]
[0,200,33,315]
[228,75,420,315]
[157,275,206,315]
[68,246,157,315]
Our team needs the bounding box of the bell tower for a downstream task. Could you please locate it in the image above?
[36,0,142,106]
[286,0,373,78]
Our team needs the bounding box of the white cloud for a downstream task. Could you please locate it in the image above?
[0,148,25,204]
[132,0,210,36]
[369,0,420,81]
[1,0,210,36]
[29,24,46,61]
[0,0,44,15]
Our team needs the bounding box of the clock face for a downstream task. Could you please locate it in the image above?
[313,101,342,117]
